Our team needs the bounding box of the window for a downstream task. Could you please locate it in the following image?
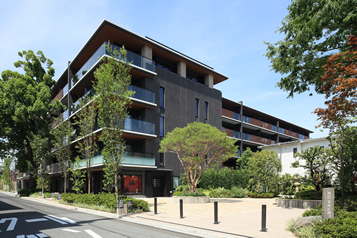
[173,177,179,190]
[293,148,297,157]
[160,117,164,137]
[204,102,208,120]
[195,99,199,118]
[160,153,164,167]
[160,87,164,108]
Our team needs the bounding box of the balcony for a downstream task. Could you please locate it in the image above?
[76,151,155,167]
[129,85,155,104]
[222,128,240,139]
[124,118,155,135]
[280,128,300,139]
[222,108,240,120]
[70,42,156,88]
[243,133,276,145]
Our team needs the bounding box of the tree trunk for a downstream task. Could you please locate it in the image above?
[41,177,44,199]
[87,169,91,194]
[29,174,37,189]
[64,173,67,193]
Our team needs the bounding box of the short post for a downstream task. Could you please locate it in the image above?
[180,199,183,218]
[214,201,219,224]
[260,204,267,232]
[154,197,157,214]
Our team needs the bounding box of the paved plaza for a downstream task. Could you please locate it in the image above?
[4,192,306,237]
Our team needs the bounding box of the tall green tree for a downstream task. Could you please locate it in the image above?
[94,43,133,203]
[265,0,357,97]
[53,119,74,193]
[292,145,332,194]
[248,150,281,193]
[69,156,86,194]
[1,156,14,190]
[74,97,98,194]
[0,50,63,188]
[159,122,238,192]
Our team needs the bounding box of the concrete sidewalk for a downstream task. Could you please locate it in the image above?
[1,192,305,238]
[126,197,305,238]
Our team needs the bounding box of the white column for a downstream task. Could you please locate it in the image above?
[177,61,186,77]
[204,74,214,88]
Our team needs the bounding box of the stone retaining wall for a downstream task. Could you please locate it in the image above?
[277,199,322,209]
[173,196,210,203]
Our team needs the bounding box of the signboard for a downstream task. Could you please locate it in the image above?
[322,188,334,220]
[119,200,124,209]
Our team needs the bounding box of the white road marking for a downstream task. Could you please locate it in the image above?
[0,217,18,231]
[63,228,81,233]
[60,217,76,224]
[43,215,68,225]
[85,229,102,238]
[25,218,49,223]
[36,233,48,238]
[16,235,25,238]
[25,235,37,238]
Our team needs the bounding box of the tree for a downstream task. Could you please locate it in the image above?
[159,122,238,192]
[292,145,332,195]
[1,156,14,190]
[74,96,98,194]
[53,120,74,193]
[265,0,357,97]
[248,150,281,193]
[236,147,253,169]
[94,43,133,203]
[313,35,357,206]
[0,50,63,188]
[69,156,86,194]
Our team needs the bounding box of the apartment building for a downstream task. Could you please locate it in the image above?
[41,19,312,197]
[221,98,313,168]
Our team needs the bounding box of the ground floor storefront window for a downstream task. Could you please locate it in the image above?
[122,175,142,194]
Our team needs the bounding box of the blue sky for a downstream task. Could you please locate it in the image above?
[0,0,328,138]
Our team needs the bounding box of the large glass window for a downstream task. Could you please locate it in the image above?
[173,177,179,190]
[195,99,199,118]
[160,87,164,108]
[160,117,164,137]
[204,102,208,120]
[122,175,142,194]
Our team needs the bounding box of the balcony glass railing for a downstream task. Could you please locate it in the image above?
[63,110,68,120]
[124,118,155,135]
[70,42,155,88]
[271,125,277,132]
[129,85,155,104]
[62,84,68,98]
[76,150,155,167]
[299,134,305,140]
[279,128,284,133]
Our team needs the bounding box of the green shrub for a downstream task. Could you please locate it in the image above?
[176,190,206,197]
[19,188,40,197]
[248,192,275,198]
[295,189,321,200]
[175,185,188,192]
[303,204,322,217]
[61,193,148,213]
[209,187,234,198]
[231,186,249,198]
[314,210,357,238]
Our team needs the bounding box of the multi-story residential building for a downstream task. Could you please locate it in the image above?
[221,98,313,168]
[40,20,313,197]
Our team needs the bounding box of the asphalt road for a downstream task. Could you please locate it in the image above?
[0,192,199,238]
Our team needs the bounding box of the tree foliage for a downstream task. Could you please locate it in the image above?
[0,50,63,188]
[74,96,98,194]
[1,157,13,190]
[265,0,357,97]
[69,156,86,194]
[159,122,238,192]
[292,145,332,193]
[248,150,281,193]
[94,42,133,201]
[53,120,74,193]
[314,35,357,130]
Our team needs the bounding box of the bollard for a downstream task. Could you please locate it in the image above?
[260,204,267,232]
[214,201,219,224]
[180,199,183,218]
[154,197,157,214]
